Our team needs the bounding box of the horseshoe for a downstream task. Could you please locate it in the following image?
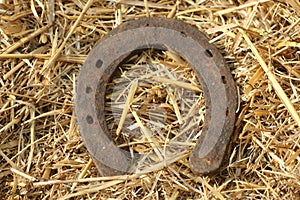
[75,18,237,176]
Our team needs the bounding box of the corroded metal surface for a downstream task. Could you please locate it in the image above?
[75,18,237,176]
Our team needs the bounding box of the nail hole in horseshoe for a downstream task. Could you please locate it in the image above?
[205,49,213,57]
[226,107,229,116]
[221,76,226,84]
[86,86,92,94]
[86,115,94,124]
[96,59,103,68]
[181,31,187,37]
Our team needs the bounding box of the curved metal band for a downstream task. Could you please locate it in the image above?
[75,18,237,176]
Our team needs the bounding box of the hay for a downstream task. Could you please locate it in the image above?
[105,50,204,173]
[0,0,300,199]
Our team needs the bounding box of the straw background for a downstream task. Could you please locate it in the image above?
[0,0,300,199]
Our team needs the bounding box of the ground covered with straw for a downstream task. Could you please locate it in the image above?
[1,0,300,199]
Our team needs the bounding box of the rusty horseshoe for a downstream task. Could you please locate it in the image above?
[75,18,237,176]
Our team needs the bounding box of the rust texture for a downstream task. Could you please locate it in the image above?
[75,18,237,176]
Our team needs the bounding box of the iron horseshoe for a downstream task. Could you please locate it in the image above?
[75,18,237,176]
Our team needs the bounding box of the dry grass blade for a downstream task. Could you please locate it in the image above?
[166,88,183,124]
[153,77,202,92]
[26,109,35,172]
[0,149,18,169]
[0,54,86,64]
[118,0,174,10]
[116,80,138,136]
[2,25,50,54]
[22,109,65,124]
[214,0,270,15]
[132,111,163,161]
[57,180,125,200]
[70,158,93,192]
